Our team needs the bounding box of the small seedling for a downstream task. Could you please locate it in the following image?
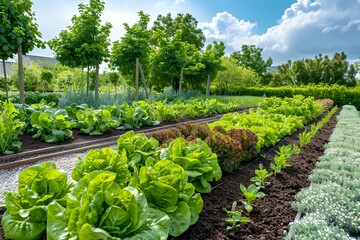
[270,154,291,175]
[222,201,251,230]
[250,164,272,188]
[240,184,265,213]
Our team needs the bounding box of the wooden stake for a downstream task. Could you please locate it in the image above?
[139,62,149,99]
[135,58,139,101]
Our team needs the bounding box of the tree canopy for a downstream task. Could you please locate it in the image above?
[49,0,112,102]
[110,11,151,86]
[231,45,273,78]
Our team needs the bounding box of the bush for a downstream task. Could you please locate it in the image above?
[213,84,360,109]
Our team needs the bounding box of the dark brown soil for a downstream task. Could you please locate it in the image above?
[175,109,338,240]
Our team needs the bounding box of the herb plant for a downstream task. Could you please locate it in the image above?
[222,201,250,230]
[250,164,272,188]
[240,184,266,213]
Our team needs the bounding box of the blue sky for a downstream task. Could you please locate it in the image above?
[30,0,360,65]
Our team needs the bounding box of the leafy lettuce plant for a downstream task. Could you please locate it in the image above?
[136,160,203,237]
[205,128,258,173]
[30,108,74,143]
[72,147,131,187]
[47,171,170,240]
[240,184,265,213]
[76,108,118,135]
[160,138,222,193]
[0,101,24,154]
[117,131,159,168]
[1,162,72,240]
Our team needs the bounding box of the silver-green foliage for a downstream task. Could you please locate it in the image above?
[289,212,356,240]
[289,105,360,238]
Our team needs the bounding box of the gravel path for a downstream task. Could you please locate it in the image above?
[0,145,116,205]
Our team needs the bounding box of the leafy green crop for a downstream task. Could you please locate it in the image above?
[0,102,24,154]
[1,162,72,240]
[240,184,265,213]
[117,131,159,168]
[222,201,251,230]
[160,138,222,193]
[136,160,203,237]
[30,108,74,143]
[250,164,272,189]
[72,147,132,186]
[47,171,170,240]
[75,108,118,135]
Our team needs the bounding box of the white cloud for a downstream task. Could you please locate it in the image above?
[201,0,360,64]
[175,0,185,4]
[201,12,256,47]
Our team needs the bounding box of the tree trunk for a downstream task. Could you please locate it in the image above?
[139,62,149,99]
[18,46,25,104]
[86,66,90,96]
[179,67,183,96]
[206,72,211,96]
[135,58,139,101]
[2,59,9,103]
[114,82,117,94]
[95,60,99,104]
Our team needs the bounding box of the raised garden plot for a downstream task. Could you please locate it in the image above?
[0,96,343,240]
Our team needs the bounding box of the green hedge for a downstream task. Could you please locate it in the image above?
[0,92,63,105]
[213,84,360,109]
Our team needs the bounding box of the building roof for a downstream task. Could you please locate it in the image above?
[23,55,58,67]
[0,61,14,78]
[0,55,58,77]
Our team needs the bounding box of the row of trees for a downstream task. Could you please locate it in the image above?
[1,0,359,104]
[49,2,227,101]
[271,52,358,87]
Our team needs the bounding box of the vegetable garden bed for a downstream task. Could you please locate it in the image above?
[0,96,343,240]
[176,109,339,240]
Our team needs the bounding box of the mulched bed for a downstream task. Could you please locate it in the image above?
[175,109,339,240]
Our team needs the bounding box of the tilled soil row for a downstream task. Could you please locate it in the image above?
[176,109,339,240]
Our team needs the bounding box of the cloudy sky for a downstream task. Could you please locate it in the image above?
[30,0,360,65]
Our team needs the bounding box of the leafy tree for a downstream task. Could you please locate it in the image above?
[49,0,112,103]
[150,13,206,93]
[152,13,205,50]
[214,57,260,94]
[274,52,356,87]
[231,45,273,80]
[150,30,189,92]
[0,0,43,103]
[108,72,120,93]
[110,11,151,88]
[201,41,225,95]
[40,69,53,91]
[346,64,357,87]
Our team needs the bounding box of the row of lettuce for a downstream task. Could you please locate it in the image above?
[1,96,325,240]
[0,98,239,154]
[289,105,360,239]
